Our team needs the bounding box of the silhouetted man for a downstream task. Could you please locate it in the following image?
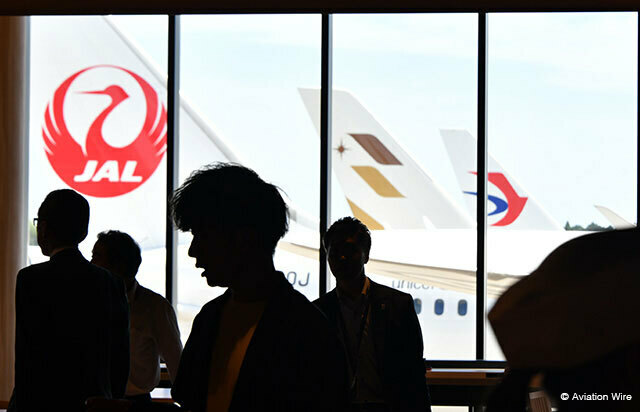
[169,163,348,412]
[314,217,431,412]
[13,189,129,411]
[91,230,182,402]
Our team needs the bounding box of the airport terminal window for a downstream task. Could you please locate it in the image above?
[22,11,639,370]
[27,15,168,296]
[458,299,468,316]
[176,14,321,338]
[485,12,638,360]
[332,13,477,359]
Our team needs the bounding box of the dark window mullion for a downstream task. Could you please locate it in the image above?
[476,11,488,361]
[166,15,180,308]
[319,13,333,297]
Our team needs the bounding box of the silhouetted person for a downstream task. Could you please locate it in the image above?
[91,230,182,402]
[314,217,431,412]
[487,228,640,411]
[12,189,129,411]
[163,163,348,412]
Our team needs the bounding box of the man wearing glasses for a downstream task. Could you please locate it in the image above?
[12,189,129,412]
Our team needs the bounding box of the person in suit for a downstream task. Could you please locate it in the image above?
[314,217,431,412]
[168,163,348,412]
[91,230,182,403]
[12,189,129,412]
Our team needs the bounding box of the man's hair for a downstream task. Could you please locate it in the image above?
[96,230,142,278]
[38,189,90,245]
[323,217,371,255]
[170,162,289,255]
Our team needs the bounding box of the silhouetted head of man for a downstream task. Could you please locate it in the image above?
[170,163,289,291]
[91,230,142,291]
[36,189,90,256]
[324,217,371,283]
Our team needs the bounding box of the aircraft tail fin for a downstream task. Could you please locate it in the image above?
[298,88,473,230]
[30,16,314,247]
[594,205,635,229]
[104,17,319,230]
[440,129,561,230]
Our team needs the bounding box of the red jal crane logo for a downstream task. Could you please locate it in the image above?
[42,65,167,197]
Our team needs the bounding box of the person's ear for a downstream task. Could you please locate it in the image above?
[363,251,369,264]
[116,262,130,279]
[37,220,52,256]
[234,228,259,250]
[37,220,48,243]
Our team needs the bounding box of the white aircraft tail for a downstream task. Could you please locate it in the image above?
[30,16,315,252]
[440,129,561,230]
[594,205,635,229]
[298,88,473,230]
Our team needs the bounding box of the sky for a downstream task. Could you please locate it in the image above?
[108,12,638,228]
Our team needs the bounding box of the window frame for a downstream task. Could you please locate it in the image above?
[21,6,637,366]
[162,10,639,363]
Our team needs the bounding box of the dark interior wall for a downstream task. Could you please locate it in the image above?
[1,0,639,14]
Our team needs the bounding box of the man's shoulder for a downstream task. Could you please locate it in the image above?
[312,288,337,309]
[267,279,332,329]
[17,258,111,282]
[194,292,228,321]
[18,260,49,276]
[286,286,327,317]
[370,280,412,303]
[84,260,123,286]
[137,283,171,305]
[39,251,115,280]
[16,261,51,290]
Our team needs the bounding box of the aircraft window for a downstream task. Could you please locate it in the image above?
[434,299,444,316]
[413,298,422,314]
[458,299,468,316]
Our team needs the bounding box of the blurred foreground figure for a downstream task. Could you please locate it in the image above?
[92,230,182,403]
[488,228,640,412]
[12,189,129,411]
[314,217,431,412]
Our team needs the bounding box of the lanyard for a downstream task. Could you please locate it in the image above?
[338,292,371,395]
[352,299,371,390]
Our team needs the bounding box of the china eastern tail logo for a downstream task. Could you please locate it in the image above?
[464,172,528,226]
[42,65,167,197]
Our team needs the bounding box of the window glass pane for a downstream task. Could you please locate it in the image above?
[457,299,468,316]
[434,299,444,316]
[29,16,168,295]
[178,15,321,338]
[487,12,637,360]
[331,13,477,360]
[414,298,423,314]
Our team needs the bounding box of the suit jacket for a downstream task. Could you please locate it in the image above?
[171,273,349,412]
[13,248,130,412]
[314,279,431,412]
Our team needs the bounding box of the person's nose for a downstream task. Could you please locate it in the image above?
[188,237,198,258]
